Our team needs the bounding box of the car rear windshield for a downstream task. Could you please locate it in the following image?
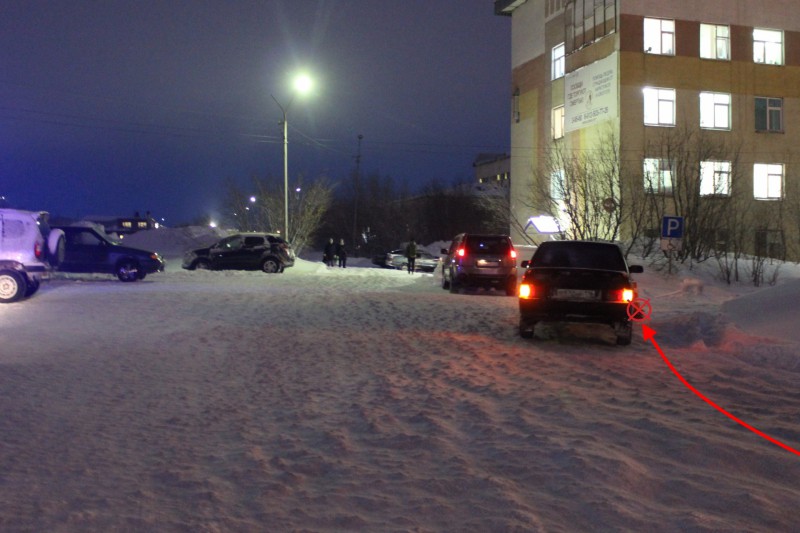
[532,243,627,271]
[465,236,510,255]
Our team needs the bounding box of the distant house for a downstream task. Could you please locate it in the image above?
[82,214,158,236]
[473,153,510,194]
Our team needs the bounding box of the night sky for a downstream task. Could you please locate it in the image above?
[0,1,511,225]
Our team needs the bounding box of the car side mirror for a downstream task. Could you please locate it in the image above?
[629,265,644,274]
[521,260,530,268]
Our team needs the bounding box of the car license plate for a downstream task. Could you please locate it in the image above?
[477,259,500,267]
[553,289,598,300]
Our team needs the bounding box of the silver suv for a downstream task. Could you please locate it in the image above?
[441,233,518,295]
[0,209,65,302]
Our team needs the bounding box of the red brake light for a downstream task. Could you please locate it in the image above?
[519,283,535,299]
[510,248,517,260]
[610,289,635,302]
[457,247,466,258]
[34,241,43,259]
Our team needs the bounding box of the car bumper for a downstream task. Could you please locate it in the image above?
[519,299,630,325]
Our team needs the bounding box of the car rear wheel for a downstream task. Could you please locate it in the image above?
[261,258,280,273]
[448,273,459,294]
[505,277,517,296]
[116,260,140,282]
[194,258,211,270]
[25,278,40,297]
[441,274,450,290]
[519,319,536,339]
[0,270,26,303]
[615,321,633,346]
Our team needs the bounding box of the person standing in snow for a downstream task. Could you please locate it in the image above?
[323,237,336,267]
[405,238,417,274]
[336,238,348,268]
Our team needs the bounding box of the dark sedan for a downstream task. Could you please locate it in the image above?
[517,240,643,345]
[54,225,165,282]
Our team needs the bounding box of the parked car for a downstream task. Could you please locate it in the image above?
[441,233,518,295]
[0,209,65,302]
[53,225,165,282]
[517,240,644,345]
[182,232,295,273]
[375,248,439,272]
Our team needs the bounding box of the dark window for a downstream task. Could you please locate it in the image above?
[533,243,626,271]
[755,97,783,132]
[465,236,510,255]
[243,236,264,247]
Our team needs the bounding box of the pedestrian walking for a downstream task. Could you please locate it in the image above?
[323,238,336,267]
[336,238,348,268]
[405,238,417,274]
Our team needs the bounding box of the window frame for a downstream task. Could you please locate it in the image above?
[643,87,676,127]
[700,160,732,196]
[753,163,784,200]
[643,158,673,195]
[551,42,565,80]
[754,96,783,132]
[643,17,675,56]
[753,28,784,65]
[551,105,565,140]
[699,92,731,130]
[700,23,730,60]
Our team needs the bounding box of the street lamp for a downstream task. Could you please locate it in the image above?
[271,73,313,240]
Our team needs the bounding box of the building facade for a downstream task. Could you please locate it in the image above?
[496,0,800,260]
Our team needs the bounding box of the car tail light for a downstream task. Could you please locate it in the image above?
[510,248,517,260]
[519,283,535,299]
[609,289,635,302]
[34,241,43,259]
[457,247,466,258]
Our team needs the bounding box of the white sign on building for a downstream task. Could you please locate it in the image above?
[564,53,618,133]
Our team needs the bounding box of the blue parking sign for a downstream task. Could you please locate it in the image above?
[661,216,684,239]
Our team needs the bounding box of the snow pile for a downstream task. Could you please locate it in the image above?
[2,228,800,531]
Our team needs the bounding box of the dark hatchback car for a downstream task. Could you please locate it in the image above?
[54,225,165,282]
[182,232,295,273]
[441,233,518,295]
[517,240,643,345]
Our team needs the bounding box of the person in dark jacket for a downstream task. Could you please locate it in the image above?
[336,238,348,268]
[323,238,336,267]
[405,238,417,274]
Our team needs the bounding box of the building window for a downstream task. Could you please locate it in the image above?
[552,106,565,139]
[753,28,783,65]
[552,43,565,80]
[644,18,674,55]
[512,88,520,123]
[644,158,673,194]
[700,161,731,196]
[643,87,676,126]
[754,229,784,259]
[551,169,565,200]
[755,97,782,132]
[565,0,617,53]
[700,92,731,130]
[700,23,730,60]
[753,163,783,199]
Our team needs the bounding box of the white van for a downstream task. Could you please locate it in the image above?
[0,209,65,302]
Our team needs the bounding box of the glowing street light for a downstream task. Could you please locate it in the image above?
[271,72,314,241]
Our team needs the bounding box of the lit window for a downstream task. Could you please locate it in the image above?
[643,87,676,126]
[753,163,783,199]
[644,158,673,194]
[552,105,565,140]
[551,169,565,201]
[644,18,674,55]
[700,24,730,60]
[700,161,731,196]
[755,97,782,132]
[121,221,132,228]
[753,28,783,65]
[699,92,731,130]
[552,43,565,80]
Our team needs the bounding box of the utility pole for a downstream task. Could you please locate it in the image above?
[352,134,363,256]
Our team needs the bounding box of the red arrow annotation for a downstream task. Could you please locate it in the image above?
[642,324,800,458]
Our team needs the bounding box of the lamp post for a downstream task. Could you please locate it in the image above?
[271,73,313,241]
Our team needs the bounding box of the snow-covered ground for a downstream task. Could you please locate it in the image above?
[2,227,800,531]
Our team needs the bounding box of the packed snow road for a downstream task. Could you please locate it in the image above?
[2,259,800,531]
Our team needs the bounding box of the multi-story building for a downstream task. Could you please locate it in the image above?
[495,0,800,260]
